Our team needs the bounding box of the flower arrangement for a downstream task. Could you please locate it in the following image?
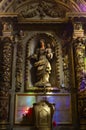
[21,107,34,125]
[52,121,57,127]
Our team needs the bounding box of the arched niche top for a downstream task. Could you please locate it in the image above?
[0,0,83,19]
[0,0,86,24]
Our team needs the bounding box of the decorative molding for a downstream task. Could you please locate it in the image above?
[66,12,86,18]
[0,13,18,17]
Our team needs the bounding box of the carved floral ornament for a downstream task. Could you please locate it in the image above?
[0,0,86,22]
[0,0,84,12]
[0,0,70,13]
[16,0,70,22]
[73,37,86,93]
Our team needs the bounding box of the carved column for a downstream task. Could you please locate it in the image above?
[15,36,24,92]
[73,22,86,129]
[73,23,85,90]
[73,38,85,89]
[0,37,13,129]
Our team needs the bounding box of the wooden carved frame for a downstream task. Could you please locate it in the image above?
[24,31,63,91]
[23,29,74,93]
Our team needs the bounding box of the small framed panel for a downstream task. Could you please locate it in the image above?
[14,94,36,125]
[14,93,72,125]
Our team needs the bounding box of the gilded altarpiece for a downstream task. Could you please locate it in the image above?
[13,1,75,125]
[14,26,74,128]
[0,0,81,129]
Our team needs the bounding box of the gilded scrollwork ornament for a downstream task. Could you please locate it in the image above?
[1,37,13,90]
[0,37,12,123]
[15,38,23,92]
[73,37,85,90]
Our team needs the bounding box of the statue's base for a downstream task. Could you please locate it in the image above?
[35,82,51,87]
[26,87,60,93]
